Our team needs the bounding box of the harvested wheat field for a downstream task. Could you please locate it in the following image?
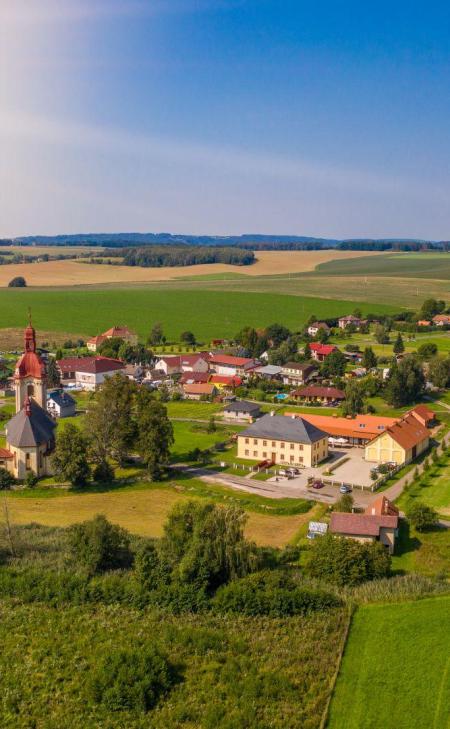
[5,488,314,547]
[0,250,380,287]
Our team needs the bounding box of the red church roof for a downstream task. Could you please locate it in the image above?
[14,321,46,380]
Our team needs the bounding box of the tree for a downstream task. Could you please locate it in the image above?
[98,337,125,359]
[342,380,365,417]
[265,323,291,347]
[160,501,258,591]
[68,514,132,575]
[235,326,258,356]
[385,355,425,407]
[417,342,438,359]
[393,333,405,354]
[8,276,26,287]
[317,327,329,344]
[135,389,174,479]
[428,356,450,388]
[307,534,391,586]
[303,342,312,360]
[46,357,61,388]
[420,298,445,320]
[0,467,15,490]
[52,423,90,486]
[406,502,438,532]
[180,331,196,347]
[207,416,216,433]
[374,325,390,344]
[362,346,377,370]
[334,494,354,512]
[321,350,347,378]
[86,374,137,467]
[148,323,165,346]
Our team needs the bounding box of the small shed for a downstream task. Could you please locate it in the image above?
[307,522,328,540]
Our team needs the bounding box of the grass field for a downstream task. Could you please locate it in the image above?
[0,602,348,728]
[327,596,450,729]
[0,288,397,340]
[317,251,450,279]
[0,250,381,287]
[396,452,450,518]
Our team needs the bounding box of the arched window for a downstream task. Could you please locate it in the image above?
[27,384,34,397]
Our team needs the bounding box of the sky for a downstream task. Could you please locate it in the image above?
[1,0,450,239]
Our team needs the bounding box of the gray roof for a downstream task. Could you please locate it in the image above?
[48,390,75,408]
[239,413,327,444]
[6,400,56,447]
[224,400,261,413]
[254,365,282,376]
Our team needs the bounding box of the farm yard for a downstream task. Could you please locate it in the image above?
[327,597,450,729]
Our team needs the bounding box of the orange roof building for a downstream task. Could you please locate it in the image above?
[284,412,398,444]
[365,413,430,466]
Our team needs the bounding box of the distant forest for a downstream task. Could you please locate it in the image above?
[118,246,255,267]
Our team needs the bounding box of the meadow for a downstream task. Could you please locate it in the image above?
[0,601,348,729]
[0,288,397,340]
[316,251,450,279]
[327,596,450,729]
[396,451,450,518]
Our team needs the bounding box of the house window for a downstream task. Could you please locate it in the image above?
[299,457,303,463]
[290,443,294,449]
[245,438,249,444]
[290,456,295,463]
[263,440,267,446]
[271,441,276,447]
[299,444,303,451]
[253,439,258,445]
[253,451,257,457]
[263,452,267,459]
[280,442,285,448]
[245,450,249,456]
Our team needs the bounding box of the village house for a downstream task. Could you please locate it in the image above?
[432,314,450,327]
[154,354,209,377]
[123,363,144,381]
[87,326,138,352]
[223,400,261,422]
[281,362,318,386]
[57,356,126,390]
[209,354,259,377]
[417,320,431,327]
[182,382,217,400]
[180,371,210,385]
[47,389,76,418]
[208,374,242,392]
[307,321,330,337]
[364,413,430,466]
[285,412,399,447]
[290,385,345,405]
[330,508,399,554]
[253,364,283,381]
[408,403,435,428]
[237,413,328,467]
[338,315,362,329]
[309,343,338,362]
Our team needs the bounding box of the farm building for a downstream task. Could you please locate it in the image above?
[285,412,398,446]
[47,390,76,418]
[209,354,259,377]
[408,404,435,428]
[281,362,318,386]
[237,413,328,467]
[87,326,138,352]
[291,386,345,405]
[330,508,399,554]
[182,383,217,400]
[223,400,261,422]
[154,354,209,376]
[57,356,125,390]
[338,315,362,329]
[364,414,429,466]
[253,364,283,380]
[432,314,450,326]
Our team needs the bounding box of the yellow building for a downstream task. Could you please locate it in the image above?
[364,414,429,466]
[237,413,328,467]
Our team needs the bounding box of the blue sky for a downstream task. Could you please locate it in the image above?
[1,0,450,238]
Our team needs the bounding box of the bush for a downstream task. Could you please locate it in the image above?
[407,502,438,532]
[88,646,178,713]
[24,471,38,489]
[68,515,133,576]
[8,276,26,287]
[0,468,15,490]
[212,571,342,617]
[333,494,354,512]
[307,534,391,587]
[92,460,115,483]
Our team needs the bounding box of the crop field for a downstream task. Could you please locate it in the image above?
[327,596,450,729]
[316,251,450,279]
[0,250,381,287]
[0,288,397,340]
[4,483,315,547]
[0,602,348,729]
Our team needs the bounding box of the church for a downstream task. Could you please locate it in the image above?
[0,319,56,480]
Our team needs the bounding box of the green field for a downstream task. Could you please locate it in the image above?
[327,596,450,729]
[317,252,450,279]
[0,601,348,729]
[396,452,450,518]
[0,288,397,340]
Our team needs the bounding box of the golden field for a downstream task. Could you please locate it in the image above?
[4,488,320,547]
[0,249,381,287]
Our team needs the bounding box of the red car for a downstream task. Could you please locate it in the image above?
[311,479,325,489]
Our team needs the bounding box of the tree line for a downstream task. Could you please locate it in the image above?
[108,246,255,267]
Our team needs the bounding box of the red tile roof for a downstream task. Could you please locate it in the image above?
[409,404,434,425]
[210,354,254,367]
[209,374,242,386]
[285,413,397,440]
[180,372,210,385]
[0,448,13,459]
[365,496,399,517]
[309,343,337,356]
[292,386,345,399]
[102,326,137,338]
[382,414,429,451]
[57,356,125,375]
[330,512,398,537]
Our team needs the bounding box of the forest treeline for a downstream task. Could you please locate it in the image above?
[119,246,255,267]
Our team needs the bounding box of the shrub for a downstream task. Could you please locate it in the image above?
[24,471,38,489]
[406,502,438,532]
[333,494,354,512]
[0,468,15,490]
[307,534,391,587]
[8,276,26,287]
[92,460,115,483]
[88,646,178,713]
[212,571,341,617]
[68,515,133,576]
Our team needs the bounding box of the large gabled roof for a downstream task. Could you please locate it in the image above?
[6,399,56,447]
[57,356,125,375]
[330,512,398,537]
[239,413,327,444]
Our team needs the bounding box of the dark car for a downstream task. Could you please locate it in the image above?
[311,479,325,489]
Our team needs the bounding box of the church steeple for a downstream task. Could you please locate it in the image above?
[14,317,47,412]
[24,309,37,353]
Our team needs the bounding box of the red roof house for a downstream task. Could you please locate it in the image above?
[309,343,338,361]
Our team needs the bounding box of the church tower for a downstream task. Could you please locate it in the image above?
[14,315,47,412]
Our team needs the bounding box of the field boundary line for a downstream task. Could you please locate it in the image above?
[320,603,355,729]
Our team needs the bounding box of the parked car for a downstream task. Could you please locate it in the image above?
[278,469,293,479]
[286,467,300,476]
[339,484,352,494]
[311,479,325,489]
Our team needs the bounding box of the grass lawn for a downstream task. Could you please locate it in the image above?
[0,288,397,341]
[0,602,348,729]
[170,420,239,462]
[165,400,222,419]
[327,596,450,729]
[391,521,450,578]
[396,452,450,518]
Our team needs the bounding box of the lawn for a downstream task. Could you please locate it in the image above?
[396,452,450,518]
[165,400,222,420]
[0,288,397,341]
[327,596,450,729]
[170,420,239,462]
[317,251,450,279]
[0,602,348,729]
